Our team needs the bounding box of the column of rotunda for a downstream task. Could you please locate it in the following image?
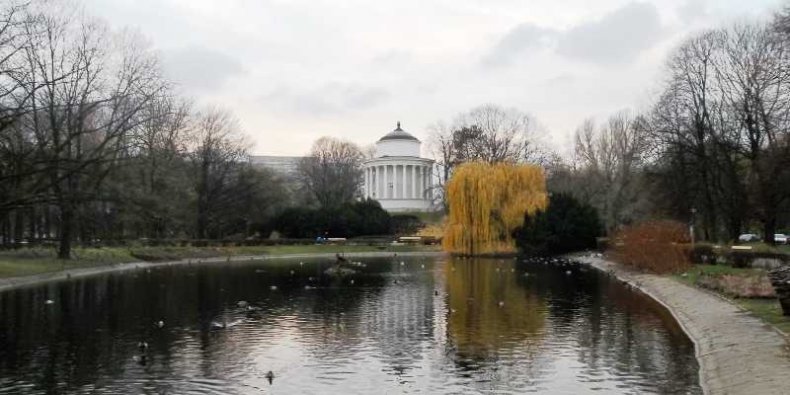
[363,163,432,201]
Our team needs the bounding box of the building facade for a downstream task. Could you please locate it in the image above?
[363,122,434,212]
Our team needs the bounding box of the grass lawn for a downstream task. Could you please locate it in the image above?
[735,298,790,334]
[673,264,762,287]
[674,264,790,335]
[0,243,442,280]
[0,247,136,278]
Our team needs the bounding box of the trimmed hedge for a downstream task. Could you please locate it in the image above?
[515,193,602,255]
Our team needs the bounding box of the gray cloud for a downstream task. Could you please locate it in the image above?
[485,2,663,67]
[482,24,556,67]
[557,2,663,63]
[371,50,414,67]
[541,73,575,86]
[260,83,390,116]
[162,47,246,92]
[677,0,709,24]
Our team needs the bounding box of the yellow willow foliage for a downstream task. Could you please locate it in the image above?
[443,162,548,255]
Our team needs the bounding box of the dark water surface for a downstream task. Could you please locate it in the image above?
[0,256,701,394]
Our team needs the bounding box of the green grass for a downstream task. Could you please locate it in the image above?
[0,247,136,278]
[735,299,790,334]
[407,211,445,225]
[673,264,790,335]
[673,264,761,286]
[0,243,442,279]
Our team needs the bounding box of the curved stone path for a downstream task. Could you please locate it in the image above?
[0,251,445,292]
[576,255,790,395]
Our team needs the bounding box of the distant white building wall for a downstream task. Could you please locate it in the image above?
[376,139,420,157]
[363,122,435,213]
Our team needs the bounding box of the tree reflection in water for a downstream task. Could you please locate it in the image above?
[0,256,700,394]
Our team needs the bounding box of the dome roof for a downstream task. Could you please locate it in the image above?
[378,122,419,142]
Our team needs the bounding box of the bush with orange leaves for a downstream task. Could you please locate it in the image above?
[608,220,692,274]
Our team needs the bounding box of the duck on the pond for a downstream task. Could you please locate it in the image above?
[325,254,357,276]
[155,320,165,329]
[265,370,275,384]
[137,341,149,352]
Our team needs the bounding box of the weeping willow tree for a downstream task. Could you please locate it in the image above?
[444,162,548,255]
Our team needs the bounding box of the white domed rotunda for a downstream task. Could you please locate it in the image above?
[363,122,434,212]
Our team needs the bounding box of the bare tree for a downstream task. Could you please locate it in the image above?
[0,1,287,248]
[428,104,545,209]
[10,4,165,257]
[452,104,541,164]
[298,136,364,209]
[649,30,734,241]
[572,111,652,233]
[113,94,192,238]
[0,1,34,133]
[712,23,790,244]
[188,107,249,239]
[426,121,455,209]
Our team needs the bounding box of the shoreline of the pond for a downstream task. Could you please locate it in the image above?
[0,251,448,292]
[574,254,790,395]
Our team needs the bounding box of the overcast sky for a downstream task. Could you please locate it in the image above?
[85,0,784,156]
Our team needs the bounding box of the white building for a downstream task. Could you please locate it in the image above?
[363,122,434,212]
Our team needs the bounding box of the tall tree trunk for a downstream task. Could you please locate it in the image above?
[0,211,7,246]
[44,205,52,241]
[763,217,777,246]
[29,207,36,242]
[58,203,74,259]
[13,208,24,247]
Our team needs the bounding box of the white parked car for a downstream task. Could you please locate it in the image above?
[738,233,760,242]
[775,234,788,245]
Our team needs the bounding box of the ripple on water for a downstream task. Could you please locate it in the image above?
[0,257,700,394]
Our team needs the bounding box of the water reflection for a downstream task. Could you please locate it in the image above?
[0,256,700,394]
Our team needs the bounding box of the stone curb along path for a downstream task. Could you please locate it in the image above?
[0,251,446,293]
[575,255,790,395]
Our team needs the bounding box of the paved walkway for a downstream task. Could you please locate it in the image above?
[0,251,446,292]
[576,255,790,395]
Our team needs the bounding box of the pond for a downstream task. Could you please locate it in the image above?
[0,255,701,394]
